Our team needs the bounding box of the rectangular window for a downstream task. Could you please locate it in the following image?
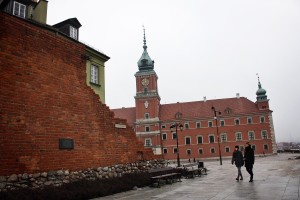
[260,116,265,123]
[144,113,149,119]
[70,26,78,40]
[221,133,227,142]
[247,117,252,124]
[145,138,151,147]
[172,132,177,139]
[185,137,191,145]
[198,148,203,155]
[263,144,268,150]
[196,122,201,128]
[162,133,167,140]
[145,126,150,132]
[163,148,168,154]
[184,123,189,129]
[187,149,191,155]
[248,131,255,140]
[210,148,215,154]
[261,130,268,139]
[208,121,213,127]
[13,2,26,18]
[225,147,230,153]
[235,119,240,125]
[197,136,203,144]
[91,65,99,84]
[173,147,178,154]
[209,135,214,143]
[235,132,242,141]
[220,120,225,127]
[240,146,245,151]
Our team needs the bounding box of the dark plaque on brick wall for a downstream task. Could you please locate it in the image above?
[59,138,74,150]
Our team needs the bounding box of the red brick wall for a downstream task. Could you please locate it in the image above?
[0,12,153,176]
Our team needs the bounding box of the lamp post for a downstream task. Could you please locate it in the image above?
[211,106,222,165]
[170,122,183,167]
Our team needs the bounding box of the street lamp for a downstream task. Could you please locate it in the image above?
[170,122,183,167]
[211,106,222,165]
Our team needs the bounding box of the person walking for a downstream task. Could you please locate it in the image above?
[244,141,255,182]
[232,145,244,182]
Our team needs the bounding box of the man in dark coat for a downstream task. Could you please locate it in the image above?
[232,145,244,181]
[244,141,255,182]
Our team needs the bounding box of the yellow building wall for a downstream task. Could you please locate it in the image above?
[86,58,106,103]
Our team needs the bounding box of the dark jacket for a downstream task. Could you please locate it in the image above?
[232,150,244,167]
[244,145,255,167]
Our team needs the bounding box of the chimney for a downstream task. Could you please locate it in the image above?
[203,96,207,102]
[32,0,48,24]
[236,93,240,98]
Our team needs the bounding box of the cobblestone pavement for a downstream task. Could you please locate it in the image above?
[93,153,300,200]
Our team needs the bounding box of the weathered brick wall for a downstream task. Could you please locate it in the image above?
[0,12,154,176]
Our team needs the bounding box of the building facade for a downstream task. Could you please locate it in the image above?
[112,31,277,161]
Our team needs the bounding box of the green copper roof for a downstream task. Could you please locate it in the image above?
[137,27,154,71]
[256,75,267,102]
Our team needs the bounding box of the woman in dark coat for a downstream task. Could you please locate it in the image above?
[244,141,255,182]
[232,145,244,181]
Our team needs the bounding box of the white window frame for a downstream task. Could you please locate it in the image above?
[91,64,99,84]
[163,148,168,154]
[145,126,150,132]
[184,122,189,129]
[247,117,253,124]
[162,133,167,140]
[225,146,230,153]
[220,133,227,142]
[145,138,151,147]
[248,131,255,140]
[197,135,203,144]
[172,132,177,139]
[261,130,268,139]
[235,132,242,141]
[70,26,78,40]
[208,121,213,127]
[209,135,215,143]
[260,116,265,123]
[185,136,191,145]
[235,118,240,125]
[13,1,26,18]
[196,122,201,128]
[144,113,149,119]
[220,120,225,127]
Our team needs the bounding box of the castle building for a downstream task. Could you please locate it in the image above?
[112,30,277,161]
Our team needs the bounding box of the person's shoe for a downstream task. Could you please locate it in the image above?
[249,179,253,182]
[240,178,243,180]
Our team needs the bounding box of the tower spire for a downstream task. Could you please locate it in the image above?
[137,26,154,71]
[256,73,267,102]
[143,25,147,50]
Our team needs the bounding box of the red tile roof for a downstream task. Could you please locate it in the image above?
[111,97,270,125]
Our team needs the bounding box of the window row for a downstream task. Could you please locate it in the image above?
[159,116,266,129]
[162,144,269,154]
[162,130,268,144]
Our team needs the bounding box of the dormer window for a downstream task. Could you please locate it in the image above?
[13,1,26,18]
[70,26,78,40]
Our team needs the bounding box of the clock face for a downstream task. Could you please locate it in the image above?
[141,78,149,86]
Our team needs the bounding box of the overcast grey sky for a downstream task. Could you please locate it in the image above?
[47,0,300,143]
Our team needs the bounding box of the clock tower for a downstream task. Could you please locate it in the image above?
[134,28,161,154]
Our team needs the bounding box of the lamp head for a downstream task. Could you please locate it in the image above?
[179,124,183,131]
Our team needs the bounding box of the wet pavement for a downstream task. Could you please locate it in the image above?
[93,153,300,200]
